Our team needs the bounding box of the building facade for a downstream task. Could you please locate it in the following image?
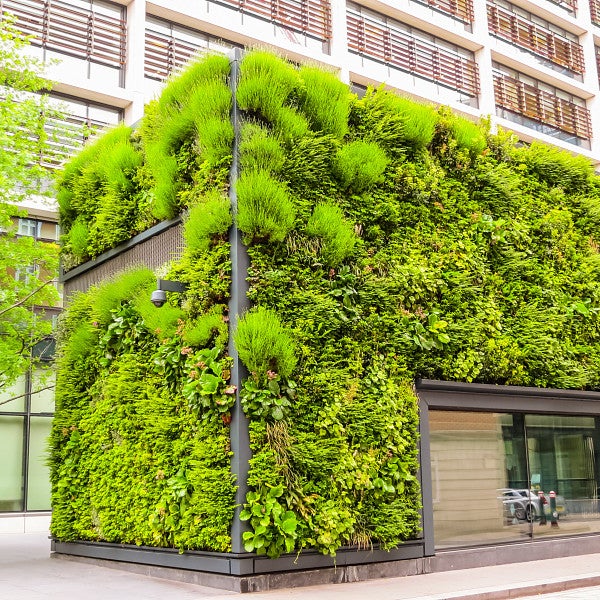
[4,0,600,573]
[2,0,600,162]
[0,205,61,533]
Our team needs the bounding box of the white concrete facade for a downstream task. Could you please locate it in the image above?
[14,0,597,164]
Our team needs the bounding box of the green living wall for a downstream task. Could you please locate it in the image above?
[51,50,600,557]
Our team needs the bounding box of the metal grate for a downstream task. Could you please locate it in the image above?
[0,0,126,69]
[347,11,479,97]
[62,223,185,298]
[215,0,331,41]
[487,3,584,75]
[493,73,592,139]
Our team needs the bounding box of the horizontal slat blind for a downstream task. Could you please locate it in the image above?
[487,3,584,75]
[0,0,126,68]
[493,73,591,139]
[216,0,331,40]
[347,11,479,97]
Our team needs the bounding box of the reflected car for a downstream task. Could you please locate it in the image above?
[498,488,566,522]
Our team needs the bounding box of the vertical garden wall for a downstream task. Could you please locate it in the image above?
[51,49,600,561]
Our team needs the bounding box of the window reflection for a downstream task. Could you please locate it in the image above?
[430,410,600,548]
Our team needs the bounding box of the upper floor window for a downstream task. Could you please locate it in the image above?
[211,0,332,44]
[145,16,239,81]
[493,62,591,147]
[44,93,122,166]
[0,0,127,88]
[18,218,41,238]
[347,3,479,102]
[488,0,584,78]
[591,0,600,26]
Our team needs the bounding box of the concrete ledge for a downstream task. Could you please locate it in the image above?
[51,538,425,592]
[430,533,600,573]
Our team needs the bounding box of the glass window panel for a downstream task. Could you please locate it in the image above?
[430,410,531,548]
[0,375,27,412]
[0,416,25,511]
[525,414,600,535]
[30,370,55,414]
[26,417,52,511]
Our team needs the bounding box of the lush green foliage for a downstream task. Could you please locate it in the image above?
[57,54,232,267]
[236,170,296,242]
[0,19,62,390]
[184,190,232,254]
[54,50,600,562]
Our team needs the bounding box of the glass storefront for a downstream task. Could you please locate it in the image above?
[0,369,54,512]
[430,410,600,548]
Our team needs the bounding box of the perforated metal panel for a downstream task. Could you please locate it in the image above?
[61,222,184,298]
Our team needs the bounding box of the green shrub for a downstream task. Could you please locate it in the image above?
[240,124,285,174]
[234,307,296,379]
[183,305,228,349]
[134,289,185,340]
[333,140,388,192]
[306,203,357,266]
[519,141,594,191]
[352,88,436,152]
[158,54,230,112]
[450,115,486,154]
[298,66,349,138]
[236,170,295,242]
[184,190,232,253]
[90,268,156,326]
[68,217,89,259]
[237,51,300,122]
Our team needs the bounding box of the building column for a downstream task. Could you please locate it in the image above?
[329,0,350,83]
[124,0,147,125]
[471,0,497,126]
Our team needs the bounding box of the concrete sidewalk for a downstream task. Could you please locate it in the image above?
[2,532,600,600]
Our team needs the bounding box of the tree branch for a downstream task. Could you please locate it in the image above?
[0,384,55,408]
[0,278,56,317]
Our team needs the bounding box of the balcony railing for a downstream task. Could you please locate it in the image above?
[488,3,584,74]
[493,73,592,139]
[215,0,331,41]
[347,11,479,97]
[145,30,203,81]
[591,0,600,26]
[415,0,474,24]
[0,0,126,69]
[596,46,600,86]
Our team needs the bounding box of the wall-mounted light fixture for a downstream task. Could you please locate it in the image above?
[150,278,188,308]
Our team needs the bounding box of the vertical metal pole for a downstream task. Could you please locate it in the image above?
[227,47,251,554]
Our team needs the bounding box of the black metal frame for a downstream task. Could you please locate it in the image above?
[416,378,600,554]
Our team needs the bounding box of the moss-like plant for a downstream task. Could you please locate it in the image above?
[236,170,295,242]
[333,140,388,192]
[234,307,296,379]
[183,305,228,349]
[306,203,357,267]
[184,190,232,254]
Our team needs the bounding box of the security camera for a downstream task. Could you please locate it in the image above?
[150,289,167,308]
